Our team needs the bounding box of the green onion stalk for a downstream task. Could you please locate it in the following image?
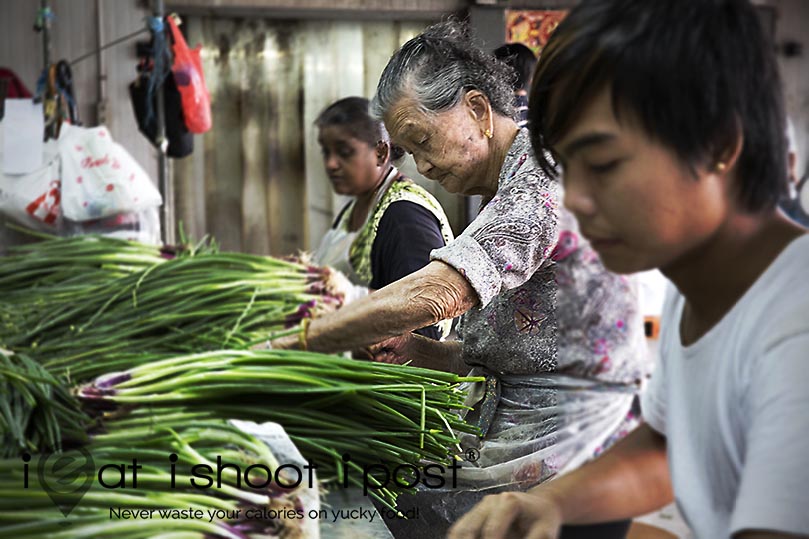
[78,350,483,509]
[0,418,308,539]
[0,233,167,350]
[95,405,414,512]
[0,230,195,357]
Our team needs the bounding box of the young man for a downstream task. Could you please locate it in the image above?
[448,1,809,538]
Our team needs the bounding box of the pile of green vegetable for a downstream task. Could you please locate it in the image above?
[0,351,90,457]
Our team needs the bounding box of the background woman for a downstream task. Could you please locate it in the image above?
[493,42,536,128]
[312,96,454,339]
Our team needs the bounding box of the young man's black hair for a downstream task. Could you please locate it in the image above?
[529,0,788,212]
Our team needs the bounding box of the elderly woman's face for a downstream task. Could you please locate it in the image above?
[384,96,491,196]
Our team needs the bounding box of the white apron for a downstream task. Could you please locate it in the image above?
[312,168,399,298]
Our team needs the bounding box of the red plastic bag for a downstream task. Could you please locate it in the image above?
[166,15,211,134]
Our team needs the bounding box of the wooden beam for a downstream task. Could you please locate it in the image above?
[166,0,468,19]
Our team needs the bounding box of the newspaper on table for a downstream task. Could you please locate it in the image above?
[230,419,320,539]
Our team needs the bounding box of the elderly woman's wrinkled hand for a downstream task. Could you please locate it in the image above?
[446,490,564,539]
[367,334,414,364]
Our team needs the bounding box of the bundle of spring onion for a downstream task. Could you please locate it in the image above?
[78,349,482,509]
[1,231,480,515]
[0,350,91,458]
[2,244,339,382]
[0,418,309,539]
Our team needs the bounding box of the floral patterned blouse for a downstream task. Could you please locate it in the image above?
[430,129,650,490]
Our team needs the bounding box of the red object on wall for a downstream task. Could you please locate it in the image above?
[505,10,568,58]
[25,180,61,225]
[0,67,33,98]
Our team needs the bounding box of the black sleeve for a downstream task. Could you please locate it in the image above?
[370,200,447,341]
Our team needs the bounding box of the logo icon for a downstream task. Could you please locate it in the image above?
[37,447,94,517]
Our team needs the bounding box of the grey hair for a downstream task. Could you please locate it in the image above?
[370,20,516,122]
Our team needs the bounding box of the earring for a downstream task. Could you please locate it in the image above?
[483,129,493,139]
[715,162,727,173]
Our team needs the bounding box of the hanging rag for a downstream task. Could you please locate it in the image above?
[35,61,79,140]
[129,17,193,158]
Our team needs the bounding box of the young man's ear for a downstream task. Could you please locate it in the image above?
[376,141,391,166]
[712,128,744,175]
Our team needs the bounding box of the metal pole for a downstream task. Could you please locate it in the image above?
[95,0,106,125]
[41,0,52,69]
[153,0,175,246]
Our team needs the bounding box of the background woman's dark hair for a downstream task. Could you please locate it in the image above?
[316,96,404,160]
[372,20,516,122]
[493,42,537,91]
[529,0,788,212]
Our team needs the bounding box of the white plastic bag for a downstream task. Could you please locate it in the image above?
[0,158,62,232]
[58,124,162,221]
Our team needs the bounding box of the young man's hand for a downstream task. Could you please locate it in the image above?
[447,490,564,539]
[449,424,673,539]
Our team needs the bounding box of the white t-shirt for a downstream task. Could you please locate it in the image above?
[641,234,809,539]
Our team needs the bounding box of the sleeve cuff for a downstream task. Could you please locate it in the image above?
[730,498,809,538]
[430,235,503,308]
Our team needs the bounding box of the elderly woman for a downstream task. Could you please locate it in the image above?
[278,22,648,538]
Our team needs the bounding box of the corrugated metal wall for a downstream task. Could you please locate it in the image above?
[174,16,467,256]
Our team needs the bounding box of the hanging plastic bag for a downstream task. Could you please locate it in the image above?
[0,159,62,231]
[58,124,162,221]
[166,14,211,134]
[0,124,61,231]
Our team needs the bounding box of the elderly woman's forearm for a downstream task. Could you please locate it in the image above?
[407,337,466,375]
[306,260,477,353]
